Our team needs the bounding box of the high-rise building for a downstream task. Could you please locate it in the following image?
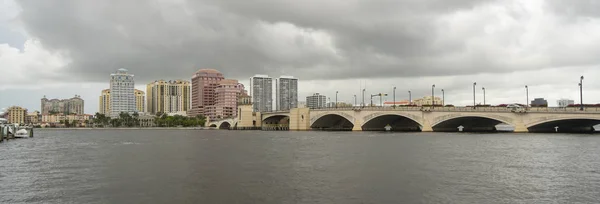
[276,76,298,111]
[190,69,224,117]
[41,95,84,115]
[7,106,27,124]
[99,89,111,115]
[557,99,575,107]
[135,89,145,113]
[146,80,191,115]
[306,93,327,109]
[250,75,273,112]
[110,68,136,117]
[205,79,244,119]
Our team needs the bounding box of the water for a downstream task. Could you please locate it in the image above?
[1,129,600,204]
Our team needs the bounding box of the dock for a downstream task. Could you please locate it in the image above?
[0,124,34,142]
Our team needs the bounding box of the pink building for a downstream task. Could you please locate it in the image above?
[189,69,224,117]
[206,79,244,119]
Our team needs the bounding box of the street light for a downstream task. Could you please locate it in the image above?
[408,91,412,105]
[473,82,477,109]
[353,95,357,107]
[580,76,584,111]
[335,91,338,109]
[441,89,445,106]
[525,85,529,110]
[328,97,331,108]
[432,84,435,109]
[362,89,366,108]
[482,87,486,105]
[393,86,396,109]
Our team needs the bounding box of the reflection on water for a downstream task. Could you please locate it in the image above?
[1,129,600,203]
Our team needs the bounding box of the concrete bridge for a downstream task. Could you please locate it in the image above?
[208,106,600,133]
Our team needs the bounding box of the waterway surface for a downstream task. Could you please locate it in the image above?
[1,129,600,203]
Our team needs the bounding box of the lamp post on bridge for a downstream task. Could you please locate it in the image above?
[362,89,366,108]
[335,91,338,109]
[525,85,529,110]
[432,84,435,109]
[353,95,357,107]
[482,87,486,105]
[441,89,445,106]
[579,76,584,111]
[393,86,396,109]
[328,97,331,108]
[408,91,412,105]
[473,82,477,109]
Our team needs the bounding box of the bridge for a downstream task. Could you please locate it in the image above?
[207,106,600,133]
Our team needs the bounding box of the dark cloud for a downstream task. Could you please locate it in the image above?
[13,0,600,84]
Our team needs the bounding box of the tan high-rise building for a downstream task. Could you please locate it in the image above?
[7,106,27,124]
[190,69,224,117]
[135,89,145,113]
[99,89,111,115]
[41,95,84,115]
[146,80,191,115]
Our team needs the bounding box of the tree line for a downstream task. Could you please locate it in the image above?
[93,112,206,128]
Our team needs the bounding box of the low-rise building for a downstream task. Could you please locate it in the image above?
[413,96,442,106]
[383,100,411,107]
[25,111,41,125]
[531,98,548,107]
[42,114,93,127]
[557,99,575,108]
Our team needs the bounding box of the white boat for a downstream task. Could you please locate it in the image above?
[15,129,29,137]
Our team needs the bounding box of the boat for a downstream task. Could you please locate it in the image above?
[15,129,29,138]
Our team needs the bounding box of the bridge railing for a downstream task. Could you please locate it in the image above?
[308,106,600,113]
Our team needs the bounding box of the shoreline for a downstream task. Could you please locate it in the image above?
[38,127,215,130]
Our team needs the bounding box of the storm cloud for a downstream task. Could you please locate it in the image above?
[2,0,600,113]
[11,0,600,83]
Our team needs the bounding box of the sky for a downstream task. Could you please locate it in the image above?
[1,0,600,114]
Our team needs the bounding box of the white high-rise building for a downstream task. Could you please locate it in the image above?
[249,75,273,112]
[557,99,575,108]
[276,76,298,111]
[110,68,136,117]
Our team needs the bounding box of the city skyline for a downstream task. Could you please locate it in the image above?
[3,1,600,114]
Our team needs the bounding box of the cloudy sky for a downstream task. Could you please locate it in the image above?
[1,0,600,114]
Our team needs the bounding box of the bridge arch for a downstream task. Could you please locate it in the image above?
[361,113,423,132]
[310,113,355,131]
[219,121,231,130]
[209,124,217,128]
[262,114,290,130]
[527,116,600,133]
[432,114,513,132]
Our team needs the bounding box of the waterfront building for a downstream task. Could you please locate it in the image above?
[25,111,41,125]
[146,80,191,115]
[413,96,442,106]
[306,93,327,109]
[205,79,244,119]
[41,95,84,115]
[276,76,298,111]
[135,89,145,113]
[110,68,136,117]
[99,89,111,115]
[7,106,27,124]
[41,114,93,127]
[250,75,273,112]
[383,100,411,107]
[557,99,575,107]
[190,69,224,117]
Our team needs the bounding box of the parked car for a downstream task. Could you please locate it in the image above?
[506,104,522,108]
